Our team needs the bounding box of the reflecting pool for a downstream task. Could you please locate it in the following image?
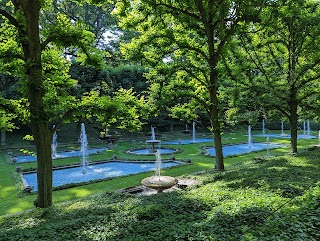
[22,160,182,191]
[206,142,284,157]
[253,134,316,139]
[14,148,108,163]
[162,138,214,145]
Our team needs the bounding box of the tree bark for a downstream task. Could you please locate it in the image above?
[290,100,298,153]
[15,0,53,208]
[1,130,5,146]
[209,71,224,170]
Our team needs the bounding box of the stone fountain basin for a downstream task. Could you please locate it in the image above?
[141,176,178,192]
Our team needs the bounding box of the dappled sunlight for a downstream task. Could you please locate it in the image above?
[63,199,93,211]
[68,188,93,197]
[53,188,93,203]
[7,199,34,215]
[0,186,16,198]
[196,162,214,168]
[267,166,289,171]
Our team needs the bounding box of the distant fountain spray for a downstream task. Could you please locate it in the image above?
[266,136,270,157]
[151,127,156,141]
[80,123,88,174]
[281,122,285,136]
[318,130,320,145]
[51,129,58,159]
[192,122,196,142]
[262,119,265,135]
[303,120,306,136]
[248,125,252,148]
[307,120,310,137]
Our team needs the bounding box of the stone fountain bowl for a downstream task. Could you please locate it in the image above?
[141,176,178,193]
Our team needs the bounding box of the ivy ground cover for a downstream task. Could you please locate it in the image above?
[0,146,319,240]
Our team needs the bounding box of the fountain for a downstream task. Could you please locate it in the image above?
[266,136,270,157]
[51,129,58,159]
[262,119,265,135]
[250,120,316,140]
[183,123,191,133]
[192,121,196,142]
[80,123,88,174]
[280,122,287,136]
[162,121,214,145]
[151,127,156,140]
[141,150,177,193]
[248,125,252,148]
[22,160,182,192]
[145,126,161,153]
[128,126,177,155]
[318,130,320,145]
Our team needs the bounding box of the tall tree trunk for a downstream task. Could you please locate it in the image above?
[209,71,224,170]
[1,130,5,146]
[290,101,298,153]
[16,0,53,208]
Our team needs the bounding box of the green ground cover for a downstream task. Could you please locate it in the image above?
[0,142,319,240]
[0,129,317,219]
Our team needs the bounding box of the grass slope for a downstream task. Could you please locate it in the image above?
[0,147,319,240]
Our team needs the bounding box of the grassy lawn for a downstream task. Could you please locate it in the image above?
[0,133,319,240]
[0,129,317,218]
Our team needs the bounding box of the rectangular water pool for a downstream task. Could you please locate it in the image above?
[22,161,182,191]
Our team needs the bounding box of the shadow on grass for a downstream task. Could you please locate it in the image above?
[216,149,320,199]
[0,191,270,241]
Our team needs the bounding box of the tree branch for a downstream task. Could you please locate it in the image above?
[153,1,201,21]
[0,9,19,27]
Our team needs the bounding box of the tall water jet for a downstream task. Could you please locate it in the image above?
[303,120,306,136]
[266,136,270,157]
[281,122,285,136]
[51,130,58,159]
[262,119,265,135]
[151,126,156,141]
[80,123,88,174]
[155,150,161,177]
[192,121,196,142]
[146,126,161,153]
[318,130,320,145]
[248,125,252,148]
[141,150,177,193]
[307,120,310,137]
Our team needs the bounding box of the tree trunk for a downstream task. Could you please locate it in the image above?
[1,130,5,146]
[209,71,224,170]
[16,0,53,208]
[290,101,298,153]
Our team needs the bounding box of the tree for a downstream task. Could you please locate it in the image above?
[116,0,265,170]
[79,88,147,137]
[229,0,320,153]
[0,0,102,208]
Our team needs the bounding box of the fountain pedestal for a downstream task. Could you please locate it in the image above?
[141,176,177,193]
[145,140,161,153]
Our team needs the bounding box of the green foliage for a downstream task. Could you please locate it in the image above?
[0,109,16,131]
[227,0,320,120]
[69,63,148,97]
[79,88,147,133]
